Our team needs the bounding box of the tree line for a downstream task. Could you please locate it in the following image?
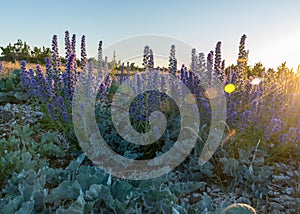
[0,39,52,64]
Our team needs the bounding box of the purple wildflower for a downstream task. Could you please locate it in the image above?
[0,61,4,76]
[62,111,69,122]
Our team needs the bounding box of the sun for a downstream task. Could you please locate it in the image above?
[257,32,300,72]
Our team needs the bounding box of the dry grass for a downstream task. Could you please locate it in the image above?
[0,61,48,77]
[0,61,142,79]
[0,61,68,78]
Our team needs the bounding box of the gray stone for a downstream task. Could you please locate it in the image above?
[237,197,252,206]
[269,202,285,210]
[270,210,281,214]
[273,174,290,182]
[0,110,12,122]
[192,193,201,198]
[284,209,296,214]
[282,201,296,208]
[33,111,43,118]
[285,187,294,195]
[271,194,293,203]
[181,197,189,203]
[286,171,294,177]
[3,103,11,111]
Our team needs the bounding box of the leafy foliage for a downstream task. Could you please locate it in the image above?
[0,69,29,103]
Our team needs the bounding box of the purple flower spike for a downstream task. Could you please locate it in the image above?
[62,111,69,122]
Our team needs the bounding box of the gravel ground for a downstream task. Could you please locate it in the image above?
[1,102,299,213]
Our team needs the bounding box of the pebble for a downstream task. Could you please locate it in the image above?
[269,202,285,211]
[33,112,43,117]
[285,187,294,195]
[181,197,189,203]
[237,197,252,206]
[273,174,290,182]
[192,193,201,198]
[284,209,296,214]
[271,195,291,203]
[0,110,12,122]
[0,103,44,136]
[270,210,281,214]
[3,103,11,111]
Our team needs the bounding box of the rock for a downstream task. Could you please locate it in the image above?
[273,174,290,183]
[271,195,297,209]
[286,171,295,177]
[284,209,296,214]
[270,191,280,197]
[285,187,294,195]
[207,187,212,193]
[25,119,34,124]
[0,110,12,122]
[237,197,252,206]
[271,194,292,203]
[282,200,296,208]
[181,197,189,203]
[33,111,43,118]
[212,187,221,193]
[3,103,11,111]
[192,193,201,198]
[270,210,281,214]
[269,202,285,211]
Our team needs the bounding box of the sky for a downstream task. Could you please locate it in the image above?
[1,0,300,70]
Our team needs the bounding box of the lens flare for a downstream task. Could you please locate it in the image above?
[224,84,236,93]
[184,93,196,104]
[251,77,262,85]
[205,87,218,99]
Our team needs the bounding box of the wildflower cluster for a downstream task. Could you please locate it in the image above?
[17,32,300,161]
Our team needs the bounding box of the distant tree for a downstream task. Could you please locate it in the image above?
[32,46,51,64]
[0,39,50,63]
[0,43,16,62]
[16,40,31,61]
[249,62,265,77]
[130,62,139,71]
[0,39,31,62]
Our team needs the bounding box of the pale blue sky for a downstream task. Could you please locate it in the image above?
[1,0,300,70]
